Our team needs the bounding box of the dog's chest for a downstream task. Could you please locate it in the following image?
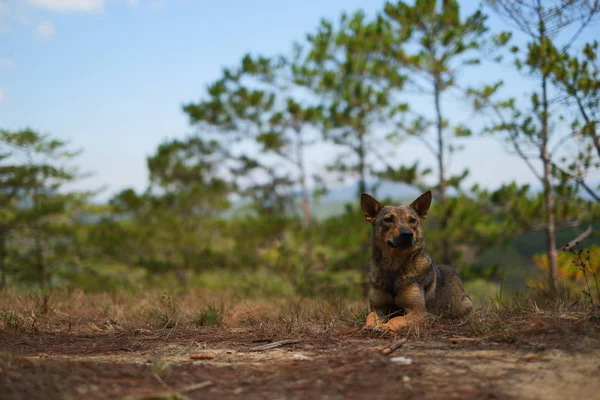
[369,262,409,295]
[369,257,436,298]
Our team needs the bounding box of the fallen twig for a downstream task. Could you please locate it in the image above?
[378,338,407,355]
[561,225,593,251]
[121,393,189,400]
[189,354,215,360]
[444,354,517,363]
[447,336,483,342]
[153,372,171,391]
[180,381,214,393]
[248,339,302,352]
[522,353,541,362]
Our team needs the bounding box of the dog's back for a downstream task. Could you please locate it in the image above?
[426,263,473,317]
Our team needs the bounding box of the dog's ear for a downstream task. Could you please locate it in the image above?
[361,193,383,223]
[409,190,432,219]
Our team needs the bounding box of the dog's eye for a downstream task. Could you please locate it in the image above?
[409,217,417,224]
[383,216,394,223]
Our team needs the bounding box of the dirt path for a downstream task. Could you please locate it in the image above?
[2,327,600,400]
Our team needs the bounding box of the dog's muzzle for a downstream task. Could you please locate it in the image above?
[387,229,414,249]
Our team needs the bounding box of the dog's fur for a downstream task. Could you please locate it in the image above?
[361,190,473,332]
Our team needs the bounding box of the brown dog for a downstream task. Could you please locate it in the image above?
[361,190,473,332]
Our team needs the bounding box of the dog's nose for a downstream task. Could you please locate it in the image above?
[399,228,413,238]
[387,229,414,249]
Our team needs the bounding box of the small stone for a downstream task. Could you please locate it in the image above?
[390,356,412,365]
[292,353,311,361]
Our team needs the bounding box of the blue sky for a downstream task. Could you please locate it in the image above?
[0,0,596,201]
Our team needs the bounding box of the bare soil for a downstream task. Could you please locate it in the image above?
[1,302,600,400]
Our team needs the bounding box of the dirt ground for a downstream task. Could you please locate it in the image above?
[1,302,600,400]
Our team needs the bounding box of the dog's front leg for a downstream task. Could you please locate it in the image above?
[364,287,394,329]
[376,284,425,332]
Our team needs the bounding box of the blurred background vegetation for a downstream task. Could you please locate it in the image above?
[2,0,600,307]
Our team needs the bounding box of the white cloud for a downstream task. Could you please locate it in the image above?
[0,87,5,103]
[2,1,160,39]
[25,0,105,13]
[36,20,56,38]
[0,57,14,68]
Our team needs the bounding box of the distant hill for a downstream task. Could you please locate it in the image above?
[318,181,421,203]
[309,181,421,219]
[224,181,422,220]
[226,179,600,221]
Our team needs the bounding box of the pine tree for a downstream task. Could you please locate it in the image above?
[473,0,600,292]
[301,10,409,196]
[380,0,509,265]
[0,129,82,288]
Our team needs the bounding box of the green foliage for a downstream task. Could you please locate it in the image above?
[303,10,408,194]
[0,129,86,289]
[182,49,323,218]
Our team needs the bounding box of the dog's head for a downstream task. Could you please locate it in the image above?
[360,190,432,251]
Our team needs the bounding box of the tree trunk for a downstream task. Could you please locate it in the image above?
[32,186,46,289]
[543,189,559,292]
[0,233,6,290]
[434,77,452,265]
[357,128,367,195]
[541,95,558,292]
[35,233,45,289]
[357,126,371,299]
[296,129,314,271]
[592,133,600,161]
[537,5,559,294]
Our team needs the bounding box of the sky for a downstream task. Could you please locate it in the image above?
[0,0,597,202]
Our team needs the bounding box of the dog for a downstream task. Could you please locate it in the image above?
[361,190,473,332]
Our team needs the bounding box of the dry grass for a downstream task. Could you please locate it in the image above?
[0,287,370,342]
[1,286,598,345]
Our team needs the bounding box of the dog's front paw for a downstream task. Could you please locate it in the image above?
[377,315,420,332]
[363,311,382,331]
[375,322,402,332]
